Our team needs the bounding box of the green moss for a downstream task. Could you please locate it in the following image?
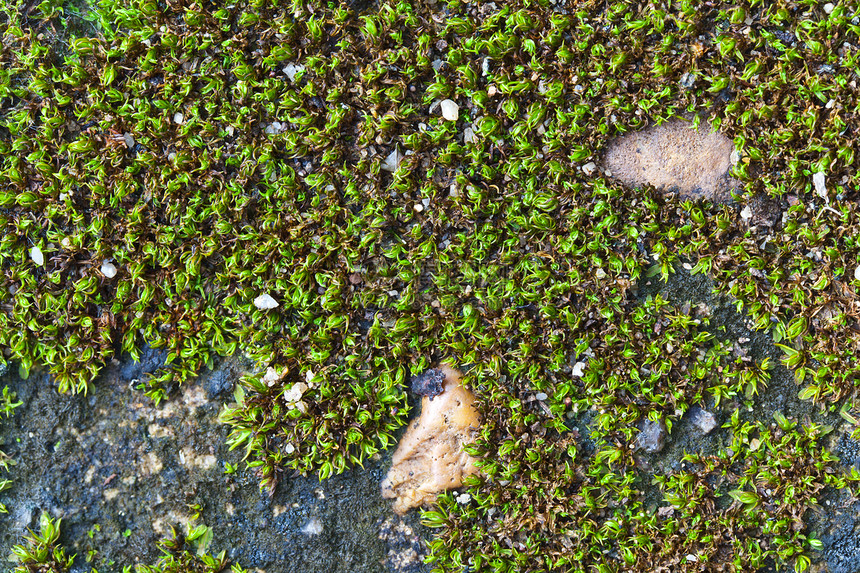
[10,514,246,573]
[11,512,74,573]
[3,0,860,570]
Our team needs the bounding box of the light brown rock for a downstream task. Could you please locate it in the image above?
[381,364,481,514]
[602,117,740,202]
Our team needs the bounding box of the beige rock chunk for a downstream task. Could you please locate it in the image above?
[381,364,481,514]
[602,117,740,203]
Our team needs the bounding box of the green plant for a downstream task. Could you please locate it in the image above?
[11,512,74,573]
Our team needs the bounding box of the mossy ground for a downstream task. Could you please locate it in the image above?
[3,0,860,571]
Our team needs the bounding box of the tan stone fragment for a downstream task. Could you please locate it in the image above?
[602,117,740,203]
[381,364,481,514]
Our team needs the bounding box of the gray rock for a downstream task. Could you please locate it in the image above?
[636,419,667,453]
[381,148,403,172]
[687,406,718,435]
[0,357,433,573]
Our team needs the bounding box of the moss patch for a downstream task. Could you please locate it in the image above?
[3,0,860,571]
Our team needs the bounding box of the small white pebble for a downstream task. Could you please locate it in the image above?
[284,443,295,454]
[173,112,184,124]
[262,367,280,387]
[730,149,740,165]
[253,293,279,310]
[813,171,827,199]
[463,126,476,144]
[455,493,471,504]
[301,517,323,536]
[100,260,117,278]
[381,149,402,172]
[740,205,753,220]
[582,162,597,176]
[413,203,424,212]
[824,2,834,14]
[283,63,305,82]
[535,392,548,401]
[572,362,586,377]
[284,382,308,403]
[854,265,860,282]
[387,290,399,297]
[440,99,459,121]
[30,246,44,266]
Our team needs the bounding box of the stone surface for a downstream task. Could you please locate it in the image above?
[439,99,459,121]
[284,62,305,82]
[813,171,827,199]
[381,148,403,172]
[381,364,481,515]
[0,357,431,573]
[463,126,476,144]
[377,517,428,573]
[29,246,43,266]
[602,117,740,203]
[253,293,279,309]
[100,260,117,278]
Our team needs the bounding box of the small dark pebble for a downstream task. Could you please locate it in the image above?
[410,368,445,400]
[204,368,234,399]
[119,344,168,382]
